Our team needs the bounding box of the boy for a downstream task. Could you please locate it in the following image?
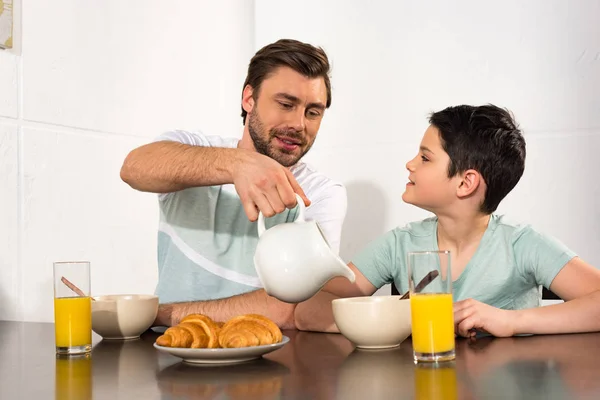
[295,104,600,337]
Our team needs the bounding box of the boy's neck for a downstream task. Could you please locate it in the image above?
[436,212,491,255]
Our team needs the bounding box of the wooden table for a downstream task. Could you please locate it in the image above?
[1,321,599,399]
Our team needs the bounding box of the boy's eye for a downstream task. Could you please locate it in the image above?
[421,155,429,162]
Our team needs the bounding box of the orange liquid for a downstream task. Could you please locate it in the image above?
[410,293,455,354]
[54,297,92,348]
[414,365,458,400]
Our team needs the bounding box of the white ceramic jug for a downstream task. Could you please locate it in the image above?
[253,194,356,303]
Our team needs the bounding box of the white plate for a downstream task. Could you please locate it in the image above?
[153,336,290,365]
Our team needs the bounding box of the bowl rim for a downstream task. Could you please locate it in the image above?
[332,295,407,305]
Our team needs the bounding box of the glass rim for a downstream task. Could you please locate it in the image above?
[53,261,90,265]
[407,250,450,256]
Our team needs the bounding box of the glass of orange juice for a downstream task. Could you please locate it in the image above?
[408,251,455,362]
[53,261,92,355]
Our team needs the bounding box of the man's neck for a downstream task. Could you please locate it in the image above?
[237,126,256,151]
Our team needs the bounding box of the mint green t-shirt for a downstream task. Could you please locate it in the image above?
[351,214,577,309]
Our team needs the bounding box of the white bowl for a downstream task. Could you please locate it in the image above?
[332,296,411,349]
[92,294,158,340]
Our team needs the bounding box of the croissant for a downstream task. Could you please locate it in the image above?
[156,313,282,349]
[156,314,221,348]
[219,314,283,348]
[180,314,221,348]
[156,325,194,348]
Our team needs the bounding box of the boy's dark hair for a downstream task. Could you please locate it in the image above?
[429,104,526,214]
[241,39,332,124]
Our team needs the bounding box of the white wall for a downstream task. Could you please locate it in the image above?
[1,1,598,322]
[255,0,600,296]
[0,0,255,322]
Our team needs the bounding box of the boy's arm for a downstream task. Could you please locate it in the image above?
[296,229,399,332]
[294,263,378,332]
[512,257,600,334]
[454,257,600,337]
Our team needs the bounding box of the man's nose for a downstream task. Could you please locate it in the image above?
[288,109,306,132]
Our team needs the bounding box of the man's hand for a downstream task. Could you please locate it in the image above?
[453,298,515,338]
[232,151,310,221]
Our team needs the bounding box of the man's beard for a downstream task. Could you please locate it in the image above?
[247,108,313,167]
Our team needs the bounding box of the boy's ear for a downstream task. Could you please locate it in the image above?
[457,169,482,198]
[242,85,255,114]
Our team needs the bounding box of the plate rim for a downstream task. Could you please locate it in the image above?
[153,334,290,354]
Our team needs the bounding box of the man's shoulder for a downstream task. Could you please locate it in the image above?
[154,129,239,149]
[291,161,345,197]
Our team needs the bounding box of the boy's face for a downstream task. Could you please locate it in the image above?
[402,125,461,212]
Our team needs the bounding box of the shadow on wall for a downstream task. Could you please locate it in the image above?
[339,180,388,263]
[0,287,15,321]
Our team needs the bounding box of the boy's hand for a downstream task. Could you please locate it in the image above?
[453,298,515,338]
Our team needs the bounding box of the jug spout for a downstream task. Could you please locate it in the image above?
[332,255,356,283]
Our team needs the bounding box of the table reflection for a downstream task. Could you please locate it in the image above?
[156,358,288,400]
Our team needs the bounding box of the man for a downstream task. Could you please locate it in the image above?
[120,39,347,329]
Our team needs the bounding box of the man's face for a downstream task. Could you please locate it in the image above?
[402,125,461,212]
[245,66,328,167]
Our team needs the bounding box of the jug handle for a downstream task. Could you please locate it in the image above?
[257,193,306,237]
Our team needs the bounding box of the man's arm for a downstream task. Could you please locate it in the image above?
[155,289,297,329]
[120,140,309,221]
[120,140,243,193]
[156,262,376,332]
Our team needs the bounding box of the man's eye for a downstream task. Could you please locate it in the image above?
[279,102,293,109]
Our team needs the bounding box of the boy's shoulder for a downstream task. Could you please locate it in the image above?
[391,214,540,242]
[489,214,540,241]
[392,216,438,238]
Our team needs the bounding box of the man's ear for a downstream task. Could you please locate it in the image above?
[457,169,482,198]
[242,85,255,114]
